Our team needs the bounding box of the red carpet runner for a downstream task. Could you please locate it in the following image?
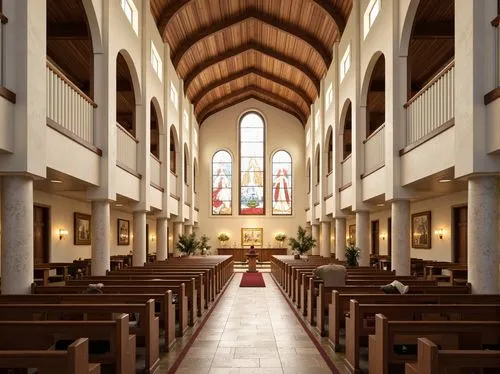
[239,272,266,287]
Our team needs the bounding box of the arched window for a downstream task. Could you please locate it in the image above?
[212,150,232,215]
[239,112,265,215]
[272,151,292,215]
[184,146,188,185]
[169,128,176,173]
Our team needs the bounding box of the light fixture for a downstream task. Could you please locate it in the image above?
[150,235,156,242]
[439,179,451,183]
[435,228,445,239]
[380,232,387,240]
[58,228,68,240]
[376,203,385,207]
[116,203,123,207]
[50,179,63,184]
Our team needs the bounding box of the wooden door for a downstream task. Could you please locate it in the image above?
[33,206,50,264]
[387,217,392,257]
[453,206,468,264]
[371,220,379,255]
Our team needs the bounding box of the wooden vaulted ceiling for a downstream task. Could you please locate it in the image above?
[150,0,352,125]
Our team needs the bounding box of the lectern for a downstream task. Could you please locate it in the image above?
[246,250,258,273]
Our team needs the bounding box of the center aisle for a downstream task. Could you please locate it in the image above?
[172,272,334,374]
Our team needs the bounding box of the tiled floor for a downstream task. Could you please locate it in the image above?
[160,272,348,374]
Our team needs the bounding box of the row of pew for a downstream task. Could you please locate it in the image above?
[271,255,500,374]
[0,255,233,374]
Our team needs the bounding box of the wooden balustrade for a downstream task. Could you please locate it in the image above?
[46,61,96,144]
[405,60,455,145]
[116,123,138,172]
[150,154,161,186]
[341,154,352,187]
[363,124,385,174]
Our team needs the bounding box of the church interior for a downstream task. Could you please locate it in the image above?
[0,0,499,373]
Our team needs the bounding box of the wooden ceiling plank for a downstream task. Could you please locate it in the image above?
[47,22,88,40]
[158,0,192,37]
[200,93,305,125]
[171,9,332,69]
[311,0,346,33]
[198,84,307,124]
[413,21,454,39]
[183,41,320,95]
[191,67,313,108]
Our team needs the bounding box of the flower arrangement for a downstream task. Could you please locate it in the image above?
[274,233,287,242]
[289,226,316,258]
[345,245,360,267]
[217,232,229,242]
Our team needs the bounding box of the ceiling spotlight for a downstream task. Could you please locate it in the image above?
[50,180,63,184]
[116,203,123,207]
[376,203,385,207]
[439,179,451,183]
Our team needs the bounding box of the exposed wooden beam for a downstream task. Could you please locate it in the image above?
[200,93,306,126]
[413,21,454,39]
[183,41,320,95]
[47,22,88,40]
[171,9,332,69]
[158,0,191,38]
[311,0,346,33]
[191,67,313,109]
[198,84,307,125]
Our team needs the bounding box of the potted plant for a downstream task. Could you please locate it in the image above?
[176,233,200,256]
[345,245,360,267]
[274,233,287,248]
[288,226,316,259]
[199,234,211,256]
[217,232,229,247]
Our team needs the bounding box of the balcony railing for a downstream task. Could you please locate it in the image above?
[341,154,352,187]
[326,171,334,196]
[405,60,454,145]
[46,61,96,144]
[116,123,137,172]
[170,171,178,197]
[150,154,161,187]
[363,124,385,174]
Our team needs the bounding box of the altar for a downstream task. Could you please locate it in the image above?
[217,247,287,262]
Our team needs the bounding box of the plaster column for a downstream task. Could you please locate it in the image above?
[468,177,498,294]
[133,211,147,266]
[184,224,193,235]
[320,221,331,257]
[91,201,110,276]
[1,176,33,294]
[156,218,168,261]
[391,200,411,276]
[311,223,320,255]
[173,222,184,257]
[356,211,370,266]
[335,218,347,261]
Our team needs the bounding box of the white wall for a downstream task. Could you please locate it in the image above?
[198,98,306,250]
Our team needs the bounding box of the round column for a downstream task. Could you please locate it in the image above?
[335,218,347,261]
[133,211,147,266]
[311,224,320,255]
[320,221,331,257]
[1,176,33,294]
[156,218,168,261]
[173,222,184,257]
[468,177,498,294]
[356,211,370,266]
[91,200,110,275]
[391,200,411,276]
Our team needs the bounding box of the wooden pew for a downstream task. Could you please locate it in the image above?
[30,284,187,337]
[328,290,500,350]
[0,299,160,373]
[0,292,177,345]
[405,337,500,374]
[0,314,136,374]
[345,300,500,374]
[0,338,101,374]
[367,314,500,374]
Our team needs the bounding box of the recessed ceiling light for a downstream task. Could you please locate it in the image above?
[376,203,385,207]
[439,179,451,183]
[116,203,123,207]
[50,180,63,184]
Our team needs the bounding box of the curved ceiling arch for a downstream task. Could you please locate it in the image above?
[199,85,307,124]
[191,67,313,109]
[171,9,332,69]
[183,41,321,95]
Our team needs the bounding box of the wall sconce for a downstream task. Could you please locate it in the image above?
[435,228,445,240]
[380,232,387,241]
[150,235,156,242]
[59,229,68,240]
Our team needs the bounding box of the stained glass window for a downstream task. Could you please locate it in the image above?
[239,112,265,215]
[212,150,232,215]
[272,151,292,215]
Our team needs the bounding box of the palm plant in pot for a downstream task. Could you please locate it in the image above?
[199,234,211,256]
[176,233,200,256]
[288,226,316,259]
[345,245,360,267]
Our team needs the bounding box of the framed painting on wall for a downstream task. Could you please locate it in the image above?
[241,228,263,247]
[74,212,91,245]
[117,219,130,246]
[412,211,431,249]
[348,224,356,246]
